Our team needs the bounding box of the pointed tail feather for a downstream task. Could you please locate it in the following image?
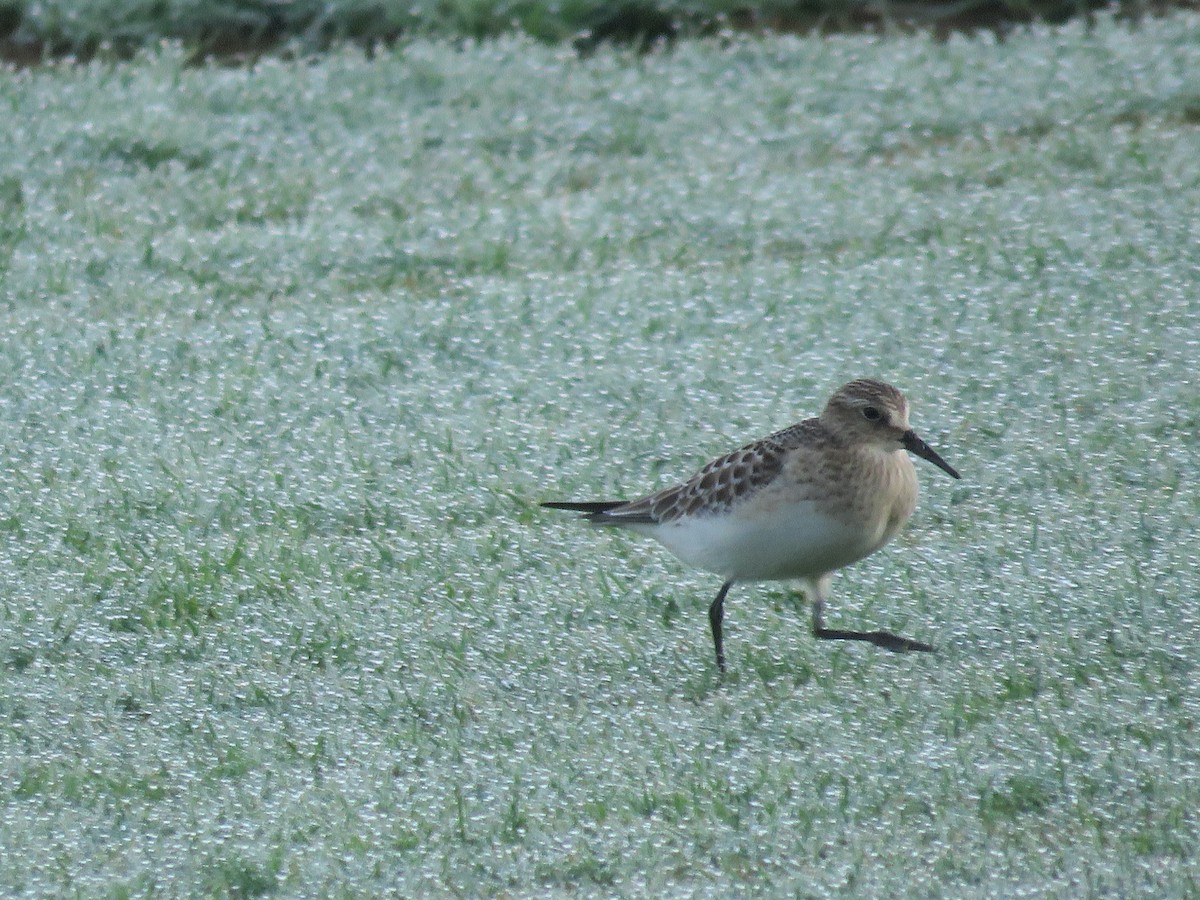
[540,500,627,516]
[540,499,658,526]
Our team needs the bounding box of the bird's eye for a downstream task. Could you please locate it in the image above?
[862,406,882,422]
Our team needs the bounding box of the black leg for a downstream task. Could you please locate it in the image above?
[812,626,934,653]
[708,582,733,672]
[809,590,932,652]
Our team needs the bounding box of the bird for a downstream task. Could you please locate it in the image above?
[541,378,960,672]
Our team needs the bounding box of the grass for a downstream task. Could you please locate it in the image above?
[0,0,1191,63]
[1,10,1200,896]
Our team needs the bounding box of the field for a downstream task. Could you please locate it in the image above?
[1,12,1199,896]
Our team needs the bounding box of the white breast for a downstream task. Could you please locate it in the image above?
[642,501,882,582]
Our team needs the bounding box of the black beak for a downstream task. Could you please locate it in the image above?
[902,430,960,479]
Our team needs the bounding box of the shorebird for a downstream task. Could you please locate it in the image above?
[541,379,960,671]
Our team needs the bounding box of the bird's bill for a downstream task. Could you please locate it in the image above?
[902,430,961,479]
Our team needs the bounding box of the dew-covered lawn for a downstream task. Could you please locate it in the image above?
[1,14,1199,896]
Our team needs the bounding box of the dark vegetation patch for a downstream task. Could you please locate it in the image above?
[0,0,1196,67]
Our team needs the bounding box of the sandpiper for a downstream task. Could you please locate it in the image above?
[541,379,960,672]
